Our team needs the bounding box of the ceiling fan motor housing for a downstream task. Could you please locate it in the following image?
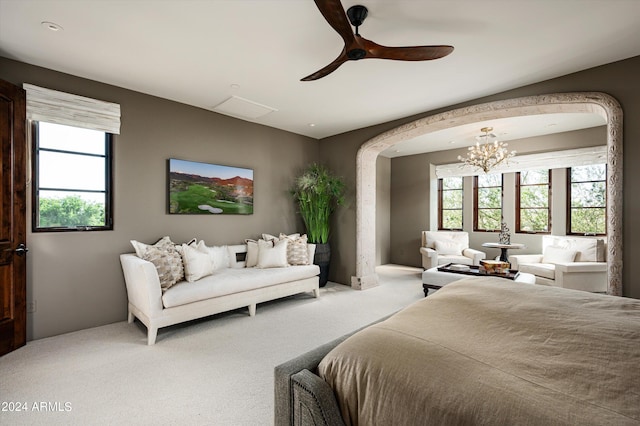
[347,48,367,60]
[347,5,368,27]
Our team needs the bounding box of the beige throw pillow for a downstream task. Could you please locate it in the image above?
[543,246,578,264]
[257,239,288,268]
[245,239,260,268]
[434,239,463,256]
[131,236,184,291]
[181,243,214,282]
[282,234,309,265]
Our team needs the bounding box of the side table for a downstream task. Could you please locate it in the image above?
[481,242,525,263]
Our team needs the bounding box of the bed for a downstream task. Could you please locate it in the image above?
[274,276,640,426]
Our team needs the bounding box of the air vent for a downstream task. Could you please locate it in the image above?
[213,96,277,119]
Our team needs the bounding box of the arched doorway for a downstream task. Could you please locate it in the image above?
[354,92,623,296]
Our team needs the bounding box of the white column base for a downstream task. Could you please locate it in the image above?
[351,274,379,290]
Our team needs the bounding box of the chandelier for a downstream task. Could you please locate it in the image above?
[458,127,516,173]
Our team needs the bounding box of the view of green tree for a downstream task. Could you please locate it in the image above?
[440,177,463,229]
[518,170,550,232]
[477,174,502,231]
[570,164,606,234]
[39,196,105,228]
[439,165,606,235]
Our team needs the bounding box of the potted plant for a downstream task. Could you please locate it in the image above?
[292,163,345,287]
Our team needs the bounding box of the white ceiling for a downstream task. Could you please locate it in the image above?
[1,0,638,150]
[382,112,607,158]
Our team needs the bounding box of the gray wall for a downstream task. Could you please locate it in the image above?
[2,53,640,340]
[376,156,391,266]
[0,57,319,340]
[389,127,607,267]
[319,55,640,299]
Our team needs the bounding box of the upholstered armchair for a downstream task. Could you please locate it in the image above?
[420,231,486,270]
[509,235,607,292]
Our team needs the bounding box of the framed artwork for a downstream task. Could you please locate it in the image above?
[168,158,253,214]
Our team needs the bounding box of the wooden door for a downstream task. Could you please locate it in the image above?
[0,79,27,356]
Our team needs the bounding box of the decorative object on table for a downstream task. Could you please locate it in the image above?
[499,221,511,244]
[447,264,471,272]
[168,158,253,215]
[479,259,511,275]
[458,127,516,173]
[291,163,345,286]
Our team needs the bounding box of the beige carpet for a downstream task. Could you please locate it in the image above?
[0,265,424,426]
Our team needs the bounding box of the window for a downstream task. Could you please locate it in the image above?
[568,164,606,235]
[438,177,463,230]
[33,121,113,232]
[474,174,502,231]
[516,170,551,233]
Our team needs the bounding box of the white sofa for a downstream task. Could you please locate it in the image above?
[419,231,486,269]
[120,243,320,345]
[509,235,607,292]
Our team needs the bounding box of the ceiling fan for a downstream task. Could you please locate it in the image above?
[302,0,454,81]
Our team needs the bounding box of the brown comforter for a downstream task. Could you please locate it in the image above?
[318,277,640,426]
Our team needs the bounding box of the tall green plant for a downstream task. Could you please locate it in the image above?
[292,163,345,244]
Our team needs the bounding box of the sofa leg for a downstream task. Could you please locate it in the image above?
[147,327,158,345]
[313,288,320,298]
[128,311,134,324]
[248,303,256,317]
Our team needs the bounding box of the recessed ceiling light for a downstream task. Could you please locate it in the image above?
[449,140,456,144]
[41,21,63,32]
[308,123,316,127]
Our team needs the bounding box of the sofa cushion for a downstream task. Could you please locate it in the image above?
[520,263,556,280]
[162,264,320,308]
[258,239,288,268]
[543,236,605,262]
[435,239,463,256]
[425,231,469,250]
[245,239,260,267]
[209,245,231,270]
[131,236,184,290]
[181,243,214,282]
[542,246,577,264]
[437,255,473,266]
[262,232,300,243]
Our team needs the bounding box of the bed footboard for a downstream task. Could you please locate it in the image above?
[274,334,348,426]
[274,314,394,426]
[289,369,345,426]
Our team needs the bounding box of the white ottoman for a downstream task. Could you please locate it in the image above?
[422,266,536,296]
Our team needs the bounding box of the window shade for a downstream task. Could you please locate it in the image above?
[436,146,607,178]
[23,84,121,134]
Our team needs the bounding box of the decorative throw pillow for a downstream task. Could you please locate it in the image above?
[262,233,280,243]
[543,245,578,264]
[282,234,309,265]
[131,236,184,291]
[245,239,260,268]
[257,238,288,268]
[181,243,214,282]
[262,232,300,243]
[208,245,230,271]
[434,239,463,256]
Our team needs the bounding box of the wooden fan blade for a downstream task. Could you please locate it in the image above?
[301,51,349,81]
[312,0,355,45]
[361,37,454,61]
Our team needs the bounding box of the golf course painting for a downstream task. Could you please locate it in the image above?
[168,158,253,215]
